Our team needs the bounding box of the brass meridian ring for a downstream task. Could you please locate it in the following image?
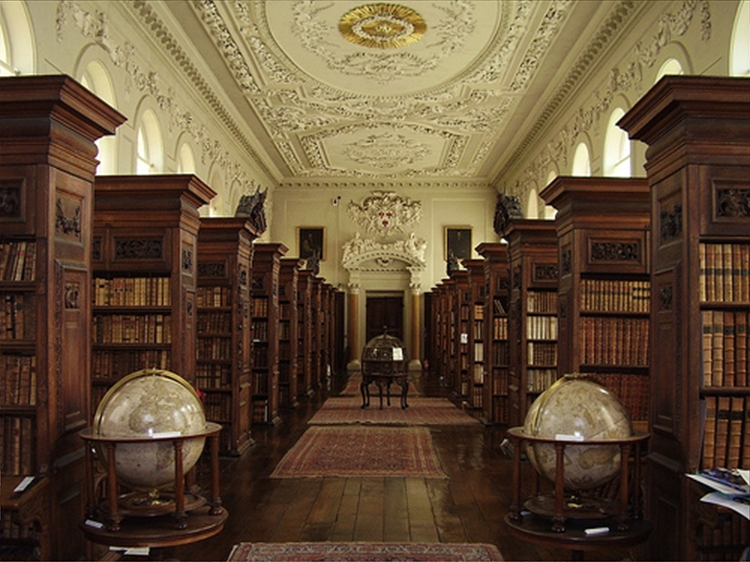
[339,3,427,49]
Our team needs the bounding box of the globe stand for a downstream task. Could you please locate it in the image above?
[504,427,651,560]
[116,490,206,518]
[79,422,226,545]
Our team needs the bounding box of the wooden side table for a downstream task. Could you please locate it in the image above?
[0,475,50,561]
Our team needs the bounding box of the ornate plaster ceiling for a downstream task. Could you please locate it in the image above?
[159,0,637,186]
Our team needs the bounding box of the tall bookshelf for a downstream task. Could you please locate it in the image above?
[476,243,510,426]
[620,76,750,561]
[450,270,471,399]
[540,177,651,431]
[440,279,456,385]
[250,243,287,425]
[503,220,559,428]
[465,259,486,411]
[196,218,259,456]
[0,75,125,561]
[310,276,324,390]
[296,269,315,398]
[279,258,301,409]
[92,175,215,411]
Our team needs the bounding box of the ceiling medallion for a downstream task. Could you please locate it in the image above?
[339,4,427,49]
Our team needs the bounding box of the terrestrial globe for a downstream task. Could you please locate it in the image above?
[523,373,633,491]
[94,368,207,491]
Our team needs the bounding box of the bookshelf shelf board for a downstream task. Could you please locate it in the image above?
[197,306,233,312]
[92,306,172,314]
[0,406,36,415]
[700,387,750,397]
[92,343,172,350]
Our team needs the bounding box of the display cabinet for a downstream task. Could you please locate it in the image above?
[476,243,510,425]
[619,75,750,561]
[250,243,287,425]
[502,220,559,428]
[540,177,651,431]
[0,75,124,560]
[196,218,259,455]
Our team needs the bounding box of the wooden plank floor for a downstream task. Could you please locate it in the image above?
[174,373,645,561]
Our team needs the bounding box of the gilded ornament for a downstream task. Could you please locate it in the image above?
[339,4,426,49]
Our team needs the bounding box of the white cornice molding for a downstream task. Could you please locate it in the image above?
[275,179,493,191]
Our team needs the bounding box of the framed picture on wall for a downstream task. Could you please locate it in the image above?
[297,227,326,261]
[444,226,473,261]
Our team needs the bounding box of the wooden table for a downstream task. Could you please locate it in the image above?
[360,371,409,409]
[0,475,50,560]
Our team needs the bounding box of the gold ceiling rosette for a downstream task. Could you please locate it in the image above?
[339,3,427,49]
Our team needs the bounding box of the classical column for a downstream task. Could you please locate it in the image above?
[346,280,361,372]
[408,268,422,372]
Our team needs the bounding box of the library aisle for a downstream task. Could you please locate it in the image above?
[174,371,642,562]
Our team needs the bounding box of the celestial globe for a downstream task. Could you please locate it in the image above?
[94,368,207,491]
[523,373,633,491]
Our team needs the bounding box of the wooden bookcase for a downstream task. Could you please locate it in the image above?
[450,270,471,399]
[502,220,559,428]
[0,75,125,561]
[540,177,651,431]
[465,259,486,411]
[196,218,259,456]
[620,76,750,561]
[296,269,315,398]
[279,258,302,409]
[439,279,456,386]
[310,276,324,390]
[92,175,215,411]
[250,243,287,425]
[476,243,510,426]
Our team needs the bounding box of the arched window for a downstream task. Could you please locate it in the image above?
[526,188,539,218]
[136,109,164,174]
[603,108,631,178]
[0,1,34,76]
[655,58,684,81]
[80,61,117,174]
[572,142,591,176]
[730,0,750,76]
[177,143,196,174]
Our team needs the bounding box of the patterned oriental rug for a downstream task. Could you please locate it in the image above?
[227,542,504,561]
[269,426,447,479]
[309,397,481,426]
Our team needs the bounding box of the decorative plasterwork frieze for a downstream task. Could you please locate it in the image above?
[193,0,571,179]
[300,122,467,178]
[509,0,710,196]
[347,192,422,238]
[55,0,274,194]
[342,232,427,266]
[294,1,472,84]
[343,133,430,170]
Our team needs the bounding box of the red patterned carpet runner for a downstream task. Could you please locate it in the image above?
[227,542,504,561]
[309,396,480,426]
[269,426,446,478]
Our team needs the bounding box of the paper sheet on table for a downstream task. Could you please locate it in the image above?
[700,491,750,520]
